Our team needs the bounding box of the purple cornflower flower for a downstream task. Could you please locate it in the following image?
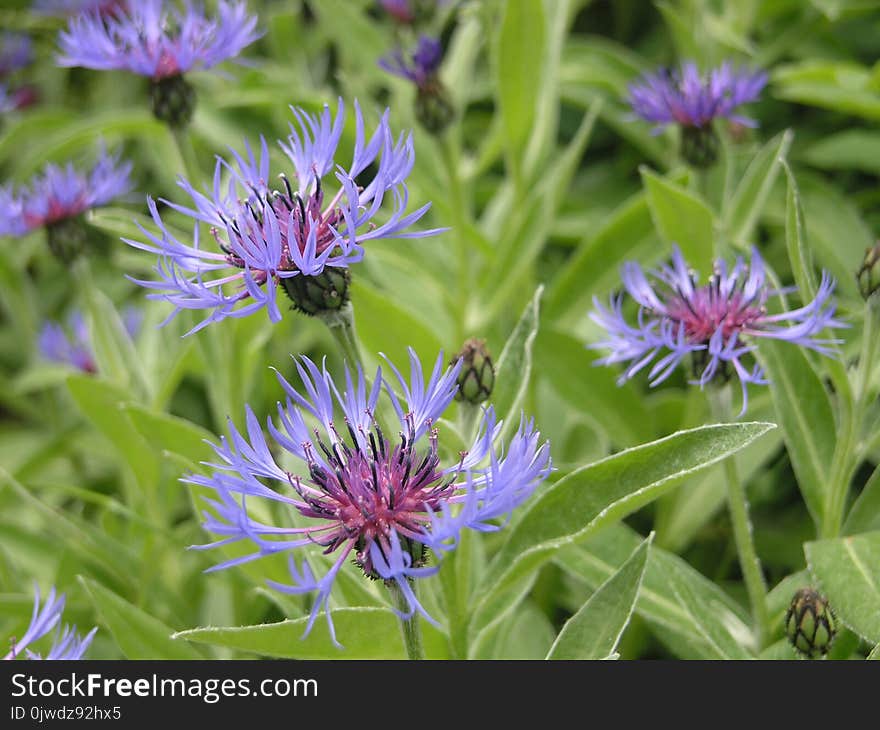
[126,99,443,334]
[188,349,551,645]
[0,33,33,78]
[0,145,131,238]
[379,36,452,133]
[590,246,845,413]
[379,0,447,24]
[34,0,127,16]
[379,35,442,90]
[38,307,141,373]
[56,0,259,80]
[4,585,96,660]
[0,84,38,114]
[628,61,767,131]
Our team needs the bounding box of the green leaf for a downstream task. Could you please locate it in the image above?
[173,608,406,659]
[801,129,880,175]
[535,329,653,447]
[496,0,545,178]
[554,524,752,659]
[666,559,754,659]
[782,160,817,302]
[773,62,880,121]
[806,532,880,644]
[723,130,793,247]
[66,375,159,491]
[844,463,880,535]
[482,601,557,659]
[868,643,880,660]
[756,339,835,525]
[76,263,151,399]
[545,190,656,328]
[352,280,443,371]
[79,577,202,659]
[492,285,542,436]
[547,534,652,660]
[641,167,715,274]
[122,404,217,470]
[473,422,775,628]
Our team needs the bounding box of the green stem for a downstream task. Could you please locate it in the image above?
[709,385,771,647]
[171,126,200,182]
[387,580,425,660]
[319,302,362,369]
[823,298,880,537]
[437,135,469,338]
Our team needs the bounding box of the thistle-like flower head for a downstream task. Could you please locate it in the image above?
[188,349,551,645]
[379,35,443,90]
[126,99,443,334]
[39,308,141,373]
[4,585,96,661]
[628,61,767,132]
[0,145,131,238]
[590,246,845,412]
[56,0,260,80]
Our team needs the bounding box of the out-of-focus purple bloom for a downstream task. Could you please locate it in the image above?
[628,61,767,132]
[126,99,444,334]
[590,246,845,413]
[188,348,551,645]
[0,145,131,238]
[0,34,33,77]
[379,0,446,24]
[39,307,141,373]
[3,585,96,661]
[379,35,442,90]
[57,0,260,80]
[34,0,127,16]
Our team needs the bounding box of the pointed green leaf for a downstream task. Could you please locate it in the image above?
[724,130,793,246]
[66,375,159,490]
[80,577,202,659]
[173,608,405,659]
[666,559,754,659]
[493,285,542,435]
[641,167,715,274]
[547,535,652,660]
[806,532,880,644]
[554,525,752,660]
[496,0,545,177]
[782,160,817,302]
[756,339,835,525]
[473,422,775,629]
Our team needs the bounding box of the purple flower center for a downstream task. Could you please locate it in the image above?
[215,175,347,279]
[26,196,88,228]
[291,416,452,577]
[664,277,765,345]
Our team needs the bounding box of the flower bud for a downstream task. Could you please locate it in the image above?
[281,267,351,317]
[151,74,196,128]
[680,124,719,169]
[415,78,455,135]
[785,587,836,658]
[857,241,880,300]
[46,216,90,261]
[453,338,495,404]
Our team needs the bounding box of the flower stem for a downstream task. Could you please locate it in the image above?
[709,385,771,648]
[437,135,469,337]
[823,297,880,537]
[387,580,425,660]
[171,126,200,182]
[319,302,363,369]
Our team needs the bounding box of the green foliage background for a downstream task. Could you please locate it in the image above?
[1,0,880,660]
